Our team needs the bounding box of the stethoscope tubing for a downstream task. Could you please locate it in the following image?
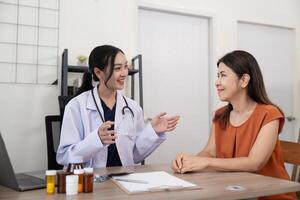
[91,88,134,123]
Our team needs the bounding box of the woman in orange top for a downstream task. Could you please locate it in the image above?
[172,50,296,200]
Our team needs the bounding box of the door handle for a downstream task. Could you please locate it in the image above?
[286,116,296,122]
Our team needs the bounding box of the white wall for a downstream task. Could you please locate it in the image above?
[0,84,59,172]
[59,0,137,65]
[0,0,299,172]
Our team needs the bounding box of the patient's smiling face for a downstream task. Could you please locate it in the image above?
[215,62,243,102]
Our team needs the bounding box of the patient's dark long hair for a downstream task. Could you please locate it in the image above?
[213,50,283,129]
[76,45,124,96]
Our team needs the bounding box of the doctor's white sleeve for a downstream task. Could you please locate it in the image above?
[56,100,105,166]
[132,105,166,164]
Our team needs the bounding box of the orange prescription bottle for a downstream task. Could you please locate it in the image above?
[57,171,71,193]
[83,168,94,193]
[73,169,84,193]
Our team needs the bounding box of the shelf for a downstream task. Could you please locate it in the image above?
[129,69,139,75]
[67,65,88,73]
[67,65,139,75]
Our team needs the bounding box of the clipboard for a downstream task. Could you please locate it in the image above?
[110,171,201,194]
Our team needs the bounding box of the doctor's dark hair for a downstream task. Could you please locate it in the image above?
[76,45,124,96]
[213,50,283,129]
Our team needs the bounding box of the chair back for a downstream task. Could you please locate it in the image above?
[281,140,300,166]
[280,129,300,199]
[58,95,73,117]
[45,115,63,170]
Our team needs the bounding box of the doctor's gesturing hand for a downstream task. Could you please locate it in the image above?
[98,121,118,145]
[150,112,180,134]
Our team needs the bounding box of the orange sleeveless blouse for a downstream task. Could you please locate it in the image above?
[214,104,296,200]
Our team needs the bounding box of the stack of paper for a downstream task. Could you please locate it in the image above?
[111,171,198,194]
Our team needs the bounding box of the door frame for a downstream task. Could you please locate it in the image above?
[237,20,298,140]
[136,2,216,119]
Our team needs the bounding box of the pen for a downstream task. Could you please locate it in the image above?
[148,185,184,192]
[114,178,148,184]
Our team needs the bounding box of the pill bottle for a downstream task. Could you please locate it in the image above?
[57,171,71,193]
[83,167,94,193]
[73,169,84,193]
[45,170,56,194]
[66,175,78,195]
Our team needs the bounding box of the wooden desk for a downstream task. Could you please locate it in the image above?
[1,164,300,200]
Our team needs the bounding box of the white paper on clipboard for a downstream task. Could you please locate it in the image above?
[111,171,198,194]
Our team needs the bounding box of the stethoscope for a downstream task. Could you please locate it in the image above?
[91,88,135,123]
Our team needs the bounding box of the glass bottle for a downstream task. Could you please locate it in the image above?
[57,170,71,193]
[83,168,94,193]
[45,170,56,194]
[73,169,84,193]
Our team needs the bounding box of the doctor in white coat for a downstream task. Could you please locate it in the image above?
[57,45,180,168]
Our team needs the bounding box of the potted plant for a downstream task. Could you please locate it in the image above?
[77,55,87,66]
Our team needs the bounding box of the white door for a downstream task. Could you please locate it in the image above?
[238,22,296,141]
[138,8,211,164]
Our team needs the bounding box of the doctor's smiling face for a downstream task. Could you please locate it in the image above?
[105,52,129,91]
[94,51,129,91]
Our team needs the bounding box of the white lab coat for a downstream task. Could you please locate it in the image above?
[56,87,166,168]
